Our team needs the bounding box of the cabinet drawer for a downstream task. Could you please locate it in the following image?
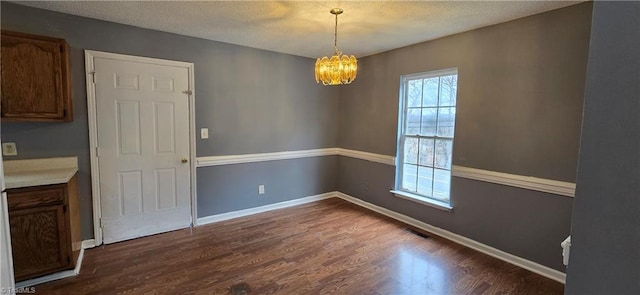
[7,186,65,210]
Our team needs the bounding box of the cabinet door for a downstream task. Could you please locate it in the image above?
[9,204,70,281]
[0,31,72,121]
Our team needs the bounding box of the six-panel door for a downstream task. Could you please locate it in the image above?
[94,57,191,244]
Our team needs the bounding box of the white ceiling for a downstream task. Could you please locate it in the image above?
[13,1,583,59]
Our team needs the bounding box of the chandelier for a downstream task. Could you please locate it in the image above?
[315,8,358,86]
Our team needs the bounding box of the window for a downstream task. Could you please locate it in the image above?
[394,69,458,208]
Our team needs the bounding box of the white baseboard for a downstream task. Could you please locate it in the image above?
[334,192,566,284]
[195,190,565,284]
[15,269,76,289]
[74,247,85,275]
[15,241,89,288]
[81,239,96,249]
[196,192,335,226]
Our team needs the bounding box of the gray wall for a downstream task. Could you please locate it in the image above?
[337,3,592,271]
[198,156,337,217]
[565,2,640,294]
[338,157,574,270]
[0,2,339,239]
[1,1,603,279]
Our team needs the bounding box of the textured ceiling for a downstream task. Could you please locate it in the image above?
[13,1,583,58]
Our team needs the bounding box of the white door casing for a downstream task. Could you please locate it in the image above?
[86,51,196,245]
[1,192,16,292]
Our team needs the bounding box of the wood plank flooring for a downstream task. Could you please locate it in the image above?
[33,198,563,294]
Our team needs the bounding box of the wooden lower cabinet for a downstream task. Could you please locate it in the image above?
[7,175,80,281]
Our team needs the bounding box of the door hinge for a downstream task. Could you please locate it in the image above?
[182,90,193,95]
[99,218,102,228]
[95,147,100,157]
[90,71,96,84]
[63,205,67,213]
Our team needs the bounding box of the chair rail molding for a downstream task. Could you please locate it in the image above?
[196,150,574,197]
[196,148,395,167]
[452,165,576,197]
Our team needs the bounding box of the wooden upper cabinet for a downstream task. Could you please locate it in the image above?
[1,30,73,122]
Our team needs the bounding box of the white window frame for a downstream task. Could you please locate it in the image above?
[391,68,458,211]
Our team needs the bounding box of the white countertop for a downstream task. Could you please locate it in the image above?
[3,157,78,189]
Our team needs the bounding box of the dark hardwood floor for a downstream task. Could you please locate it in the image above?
[33,198,563,294]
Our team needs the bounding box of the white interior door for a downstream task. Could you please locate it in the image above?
[94,57,192,244]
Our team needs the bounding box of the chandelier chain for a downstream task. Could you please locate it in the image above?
[334,12,339,55]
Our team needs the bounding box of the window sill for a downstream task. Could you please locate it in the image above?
[390,190,453,212]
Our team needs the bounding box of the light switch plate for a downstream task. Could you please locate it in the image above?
[200,128,209,139]
[2,142,17,156]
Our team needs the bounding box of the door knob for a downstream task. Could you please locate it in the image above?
[181,158,188,163]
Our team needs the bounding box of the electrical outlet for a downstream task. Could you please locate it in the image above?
[2,142,17,156]
[200,128,209,139]
[258,185,265,195]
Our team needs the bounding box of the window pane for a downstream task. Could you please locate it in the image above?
[422,77,439,107]
[439,75,458,106]
[420,108,437,136]
[434,139,453,169]
[403,137,418,165]
[436,107,456,137]
[406,109,421,134]
[417,166,434,196]
[433,169,451,200]
[407,79,422,108]
[402,164,418,191]
[397,70,457,204]
[418,138,434,167]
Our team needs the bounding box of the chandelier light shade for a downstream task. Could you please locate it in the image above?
[315,8,358,86]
